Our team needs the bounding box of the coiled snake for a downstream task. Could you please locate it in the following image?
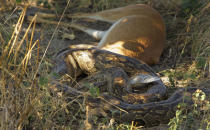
[52,44,209,129]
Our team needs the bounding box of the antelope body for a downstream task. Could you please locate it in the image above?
[70,4,166,65]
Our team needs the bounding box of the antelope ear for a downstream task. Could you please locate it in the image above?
[129,74,161,85]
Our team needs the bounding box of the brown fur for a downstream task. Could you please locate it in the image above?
[72,4,166,65]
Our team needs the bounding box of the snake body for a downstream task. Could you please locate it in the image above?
[52,44,209,128]
[54,44,167,103]
[86,87,209,127]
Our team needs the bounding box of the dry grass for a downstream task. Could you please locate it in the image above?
[0,0,209,129]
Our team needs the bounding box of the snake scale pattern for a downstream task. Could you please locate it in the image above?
[52,44,210,128]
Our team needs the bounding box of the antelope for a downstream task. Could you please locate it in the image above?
[30,4,166,65]
[67,4,166,65]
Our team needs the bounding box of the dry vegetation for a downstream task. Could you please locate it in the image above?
[0,0,209,129]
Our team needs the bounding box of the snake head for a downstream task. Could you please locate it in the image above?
[128,74,161,88]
